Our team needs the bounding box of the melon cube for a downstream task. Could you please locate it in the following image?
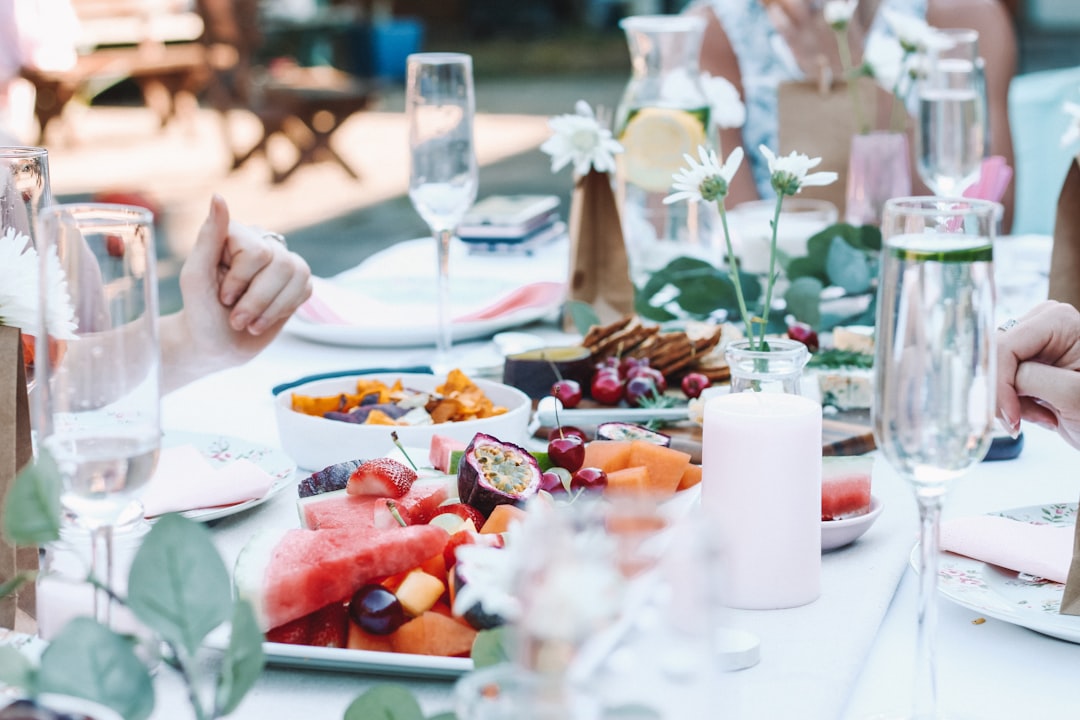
[395,569,447,617]
[821,456,874,521]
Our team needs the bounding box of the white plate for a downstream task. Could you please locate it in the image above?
[161,431,296,523]
[260,641,472,678]
[821,495,883,551]
[913,502,1080,644]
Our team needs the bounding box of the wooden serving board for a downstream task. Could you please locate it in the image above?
[533,404,876,462]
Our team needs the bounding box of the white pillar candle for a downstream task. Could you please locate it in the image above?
[701,391,822,610]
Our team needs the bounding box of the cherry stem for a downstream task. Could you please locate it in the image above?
[391,431,418,470]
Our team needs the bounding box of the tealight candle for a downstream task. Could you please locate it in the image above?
[701,391,822,610]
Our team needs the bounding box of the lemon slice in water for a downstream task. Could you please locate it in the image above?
[619,107,707,193]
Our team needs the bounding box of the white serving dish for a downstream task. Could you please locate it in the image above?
[274,373,531,470]
[821,495,883,551]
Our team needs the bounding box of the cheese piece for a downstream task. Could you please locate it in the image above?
[817,367,873,410]
[833,326,875,354]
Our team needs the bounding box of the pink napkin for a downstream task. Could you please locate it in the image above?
[296,277,566,326]
[963,156,1014,204]
[939,515,1075,583]
[139,445,276,517]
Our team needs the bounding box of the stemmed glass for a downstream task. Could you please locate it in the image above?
[405,52,479,374]
[916,38,988,196]
[34,203,161,626]
[872,197,998,718]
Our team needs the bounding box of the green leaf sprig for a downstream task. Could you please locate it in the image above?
[0,453,265,720]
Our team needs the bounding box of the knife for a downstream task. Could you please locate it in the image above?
[271,366,433,396]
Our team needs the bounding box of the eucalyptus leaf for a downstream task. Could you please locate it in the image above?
[37,617,154,720]
[604,704,664,719]
[3,451,62,547]
[471,627,510,669]
[0,571,33,601]
[127,514,232,657]
[215,600,265,716]
[825,237,873,294]
[785,254,827,283]
[565,300,600,336]
[0,645,35,693]
[343,685,425,720]
[784,277,825,327]
[427,713,458,720]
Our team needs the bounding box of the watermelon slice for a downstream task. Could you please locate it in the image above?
[430,434,468,474]
[821,456,874,521]
[299,480,452,530]
[236,523,450,630]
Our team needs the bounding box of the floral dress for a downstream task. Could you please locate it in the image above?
[691,0,926,198]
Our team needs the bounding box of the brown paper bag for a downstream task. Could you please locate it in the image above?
[1047,158,1080,311]
[1061,501,1080,615]
[778,77,911,218]
[0,325,34,628]
[564,169,635,330]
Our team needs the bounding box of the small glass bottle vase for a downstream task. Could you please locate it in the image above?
[844,132,912,227]
[724,338,810,394]
[615,14,719,291]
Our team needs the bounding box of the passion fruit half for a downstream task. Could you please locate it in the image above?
[457,432,541,517]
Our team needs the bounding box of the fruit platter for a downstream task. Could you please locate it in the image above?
[233,408,706,677]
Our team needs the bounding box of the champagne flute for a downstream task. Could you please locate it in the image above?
[35,203,161,626]
[916,43,988,196]
[405,52,479,374]
[872,197,998,718]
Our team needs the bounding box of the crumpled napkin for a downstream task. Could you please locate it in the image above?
[963,156,1014,204]
[939,514,1075,584]
[139,445,276,517]
[295,277,566,327]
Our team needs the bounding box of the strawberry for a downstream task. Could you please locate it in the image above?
[432,502,486,530]
[306,602,349,648]
[347,458,417,498]
[265,615,311,645]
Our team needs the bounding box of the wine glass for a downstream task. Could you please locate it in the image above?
[0,146,51,249]
[405,52,479,374]
[872,197,998,718]
[916,40,988,197]
[34,203,161,627]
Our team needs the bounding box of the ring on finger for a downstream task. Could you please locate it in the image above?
[262,231,287,249]
[997,318,1019,333]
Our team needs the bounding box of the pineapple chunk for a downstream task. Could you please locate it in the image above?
[395,569,446,617]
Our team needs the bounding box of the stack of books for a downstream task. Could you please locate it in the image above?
[458,195,566,254]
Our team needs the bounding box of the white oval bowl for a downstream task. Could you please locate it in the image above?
[821,495,883,552]
[274,373,531,471]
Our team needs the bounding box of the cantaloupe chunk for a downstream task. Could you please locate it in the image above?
[627,440,691,496]
[347,621,395,652]
[420,552,447,581]
[676,463,703,491]
[390,610,478,657]
[480,504,526,534]
[396,569,446,617]
[582,441,633,474]
[604,466,651,495]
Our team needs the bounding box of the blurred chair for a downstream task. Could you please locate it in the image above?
[196,0,377,184]
[20,0,211,144]
[1007,64,1080,236]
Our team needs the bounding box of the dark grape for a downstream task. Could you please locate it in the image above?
[348,584,406,635]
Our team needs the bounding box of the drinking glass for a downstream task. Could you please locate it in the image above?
[0,146,50,249]
[916,40,988,196]
[872,197,998,718]
[405,53,478,374]
[34,203,161,627]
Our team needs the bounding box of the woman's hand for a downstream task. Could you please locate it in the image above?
[160,195,312,393]
[996,301,1080,448]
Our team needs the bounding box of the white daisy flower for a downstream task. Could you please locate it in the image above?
[759,145,838,196]
[540,100,623,177]
[663,145,745,205]
[881,9,955,54]
[1061,100,1080,147]
[700,73,746,130]
[824,0,858,30]
[863,33,906,92]
[451,523,523,622]
[0,227,76,339]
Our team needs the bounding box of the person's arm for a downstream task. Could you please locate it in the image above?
[996,301,1080,448]
[928,0,1018,232]
[160,195,312,394]
[690,4,761,206]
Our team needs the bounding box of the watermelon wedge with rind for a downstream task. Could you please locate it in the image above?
[236,523,450,630]
[821,456,874,521]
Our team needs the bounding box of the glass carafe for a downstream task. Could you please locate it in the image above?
[614,15,718,292]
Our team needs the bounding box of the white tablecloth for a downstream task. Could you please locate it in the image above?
[151,326,1080,720]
